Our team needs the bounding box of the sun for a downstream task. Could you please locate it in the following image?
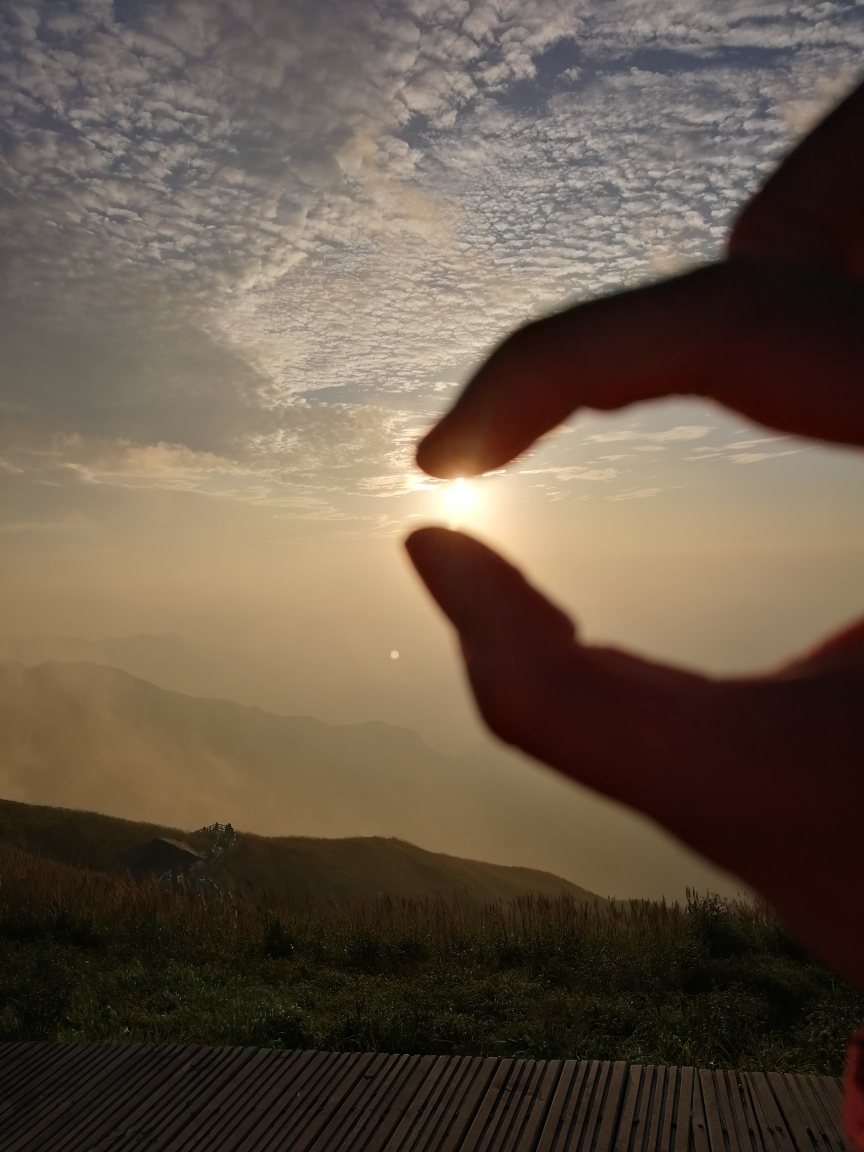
[443,478,478,515]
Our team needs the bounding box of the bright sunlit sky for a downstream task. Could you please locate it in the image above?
[2,0,864,759]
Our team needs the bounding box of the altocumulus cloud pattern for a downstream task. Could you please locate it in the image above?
[1,0,863,518]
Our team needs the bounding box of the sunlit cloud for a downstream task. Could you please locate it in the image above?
[0,0,861,529]
[519,466,619,481]
[607,487,664,502]
[583,426,712,445]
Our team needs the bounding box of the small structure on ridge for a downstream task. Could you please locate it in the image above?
[114,837,203,878]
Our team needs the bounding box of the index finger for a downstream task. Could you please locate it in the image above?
[416,259,864,478]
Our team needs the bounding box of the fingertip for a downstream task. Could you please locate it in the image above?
[404,526,485,594]
[415,423,484,479]
[404,527,479,631]
[404,527,576,647]
[404,525,454,567]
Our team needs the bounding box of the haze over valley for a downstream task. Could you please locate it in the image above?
[0,651,744,901]
[2,2,863,909]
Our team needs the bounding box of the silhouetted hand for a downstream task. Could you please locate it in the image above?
[406,81,864,989]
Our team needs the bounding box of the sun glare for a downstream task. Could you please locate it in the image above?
[443,478,478,515]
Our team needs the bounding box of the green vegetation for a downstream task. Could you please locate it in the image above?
[0,844,861,1073]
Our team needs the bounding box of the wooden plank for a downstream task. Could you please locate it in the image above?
[741,1075,780,1152]
[56,1043,198,1152]
[783,1075,838,1152]
[212,1048,341,1152]
[335,1052,421,1152]
[397,1056,475,1152]
[414,1055,493,1152]
[226,1049,356,1152]
[615,1065,645,1152]
[698,1069,728,1152]
[635,1065,663,1152]
[103,1044,253,1152]
[592,1062,630,1152]
[162,1044,302,1152]
[807,1080,850,1150]
[497,1060,554,1152]
[3,1041,164,1152]
[0,1041,91,1125]
[510,1060,564,1152]
[709,1070,741,1152]
[297,1051,396,1152]
[817,1081,844,1114]
[411,1056,496,1152]
[254,1050,376,1152]
[440,1059,513,1152]
[642,1065,668,1152]
[721,1070,761,1152]
[361,1055,449,1152]
[658,1066,679,1152]
[0,1040,58,1090]
[569,1064,617,1152]
[535,1061,587,1152]
[299,1052,403,1152]
[0,1044,101,1146]
[0,1044,851,1152]
[790,1075,847,1151]
[85,1046,236,1152]
[2,1039,116,1112]
[767,1072,819,1152]
[555,1060,607,1152]
[229,1048,348,1152]
[625,1064,652,1152]
[219,1048,334,1152]
[744,1074,795,1152]
[186,1049,318,1152]
[455,1059,517,1152]
[96,1044,251,1152]
[689,1068,711,1152]
[473,1058,535,1152]
[58,1044,206,1152]
[674,1068,695,1152]
[0,1041,28,1075]
[99,1046,249,1152]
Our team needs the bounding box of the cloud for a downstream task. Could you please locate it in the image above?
[519,465,618,481]
[0,1,860,518]
[584,426,712,444]
[607,487,663,501]
[684,436,801,464]
[728,450,801,465]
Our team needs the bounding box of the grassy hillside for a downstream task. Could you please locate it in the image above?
[0,658,738,901]
[1,842,861,1072]
[0,798,599,904]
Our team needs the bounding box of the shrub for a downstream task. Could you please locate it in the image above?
[0,843,860,1073]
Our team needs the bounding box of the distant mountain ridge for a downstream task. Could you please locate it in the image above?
[0,657,742,900]
[0,633,263,710]
[0,797,601,904]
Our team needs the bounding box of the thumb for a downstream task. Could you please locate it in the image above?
[404,526,716,819]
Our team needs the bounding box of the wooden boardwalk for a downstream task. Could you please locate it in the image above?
[0,1042,852,1152]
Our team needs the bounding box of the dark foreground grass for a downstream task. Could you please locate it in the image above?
[0,845,861,1072]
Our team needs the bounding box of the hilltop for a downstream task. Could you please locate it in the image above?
[0,657,739,900]
[0,797,599,904]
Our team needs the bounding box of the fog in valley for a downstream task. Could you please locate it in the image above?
[2,1,864,903]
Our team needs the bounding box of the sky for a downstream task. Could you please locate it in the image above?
[2,1,864,894]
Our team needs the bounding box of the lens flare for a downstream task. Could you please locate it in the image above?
[443,478,478,514]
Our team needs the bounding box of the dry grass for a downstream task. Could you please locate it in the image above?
[1,843,861,1072]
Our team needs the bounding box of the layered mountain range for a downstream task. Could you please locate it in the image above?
[0,641,741,900]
